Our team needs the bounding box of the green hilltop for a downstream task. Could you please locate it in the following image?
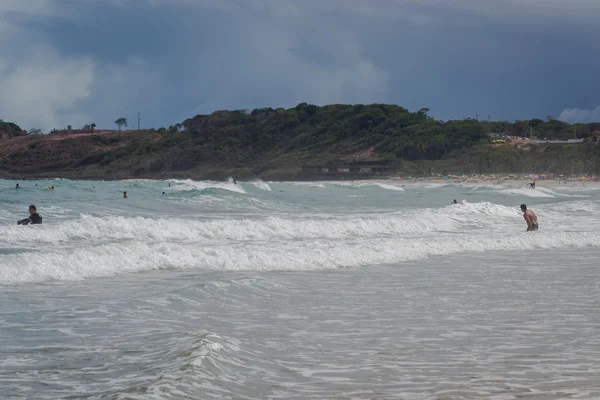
[1,104,600,180]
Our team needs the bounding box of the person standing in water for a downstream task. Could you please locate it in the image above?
[17,205,43,225]
[123,191,127,199]
[521,204,538,231]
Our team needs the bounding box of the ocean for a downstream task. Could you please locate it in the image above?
[1,178,600,399]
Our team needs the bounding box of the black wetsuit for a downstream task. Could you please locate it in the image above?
[17,213,42,225]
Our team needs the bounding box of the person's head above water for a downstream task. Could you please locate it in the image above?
[29,204,36,215]
[520,204,527,212]
[453,199,457,203]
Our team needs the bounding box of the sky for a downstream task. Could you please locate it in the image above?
[0,0,599,132]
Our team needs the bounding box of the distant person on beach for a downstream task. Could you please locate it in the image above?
[521,204,538,231]
[17,205,42,225]
[123,191,127,199]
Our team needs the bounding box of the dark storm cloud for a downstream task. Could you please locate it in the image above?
[1,0,598,130]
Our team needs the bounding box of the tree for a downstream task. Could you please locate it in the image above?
[91,123,96,133]
[29,128,42,135]
[115,118,128,131]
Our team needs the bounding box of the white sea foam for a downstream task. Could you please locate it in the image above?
[331,182,405,191]
[249,180,272,191]
[0,202,519,246]
[374,183,405,191]
[169,179,246,194]
[1,228,598,285]
[1,201,598,285]
[499,187,556,198]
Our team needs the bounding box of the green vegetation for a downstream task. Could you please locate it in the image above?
[0,120,24,137]
[1,104,600,180]
[115,118,127,131]
[179,104,488,165]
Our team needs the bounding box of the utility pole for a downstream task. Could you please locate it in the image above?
[529,122,533,139]
[137,112,141,130]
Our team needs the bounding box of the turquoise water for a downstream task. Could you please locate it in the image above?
[1,178,600,398]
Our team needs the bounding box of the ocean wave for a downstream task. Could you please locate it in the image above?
[292,182,327,188]
[498,187,556,198]
[168,179,246,194]
[1,228,598,285]
[248,180,272,191]
[374,183,404,191]
[0,202,521,246]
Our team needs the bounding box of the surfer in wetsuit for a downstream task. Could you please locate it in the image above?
[15,183,20,189]
[17,205,43,225]
[520,204,538,231]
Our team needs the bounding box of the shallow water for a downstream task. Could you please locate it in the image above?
[1,179,599,399]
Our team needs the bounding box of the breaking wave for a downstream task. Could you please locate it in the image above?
[2,201,598,285]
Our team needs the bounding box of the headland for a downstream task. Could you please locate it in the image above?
[2,104,600,181]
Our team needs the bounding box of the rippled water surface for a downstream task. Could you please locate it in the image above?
[1,179,600,399]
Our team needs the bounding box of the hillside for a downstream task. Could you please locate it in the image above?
[1,104,600,180]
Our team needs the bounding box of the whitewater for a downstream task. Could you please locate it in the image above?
[1,178,600,399]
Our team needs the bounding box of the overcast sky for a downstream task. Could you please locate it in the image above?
[1,0,599,131]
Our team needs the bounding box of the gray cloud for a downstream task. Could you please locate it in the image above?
[558,106,600,123]
[1,0,599,129]
[0,45,94,130]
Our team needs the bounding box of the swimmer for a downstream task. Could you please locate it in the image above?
[15,183,20,189]
[17,204,43,225]
[520,204,538,231]
[123,191,127,199]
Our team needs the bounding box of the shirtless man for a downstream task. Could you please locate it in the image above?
[520,204,538,231]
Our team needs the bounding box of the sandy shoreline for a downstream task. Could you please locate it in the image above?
[5,176,600,189]
[314,177,600,189]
